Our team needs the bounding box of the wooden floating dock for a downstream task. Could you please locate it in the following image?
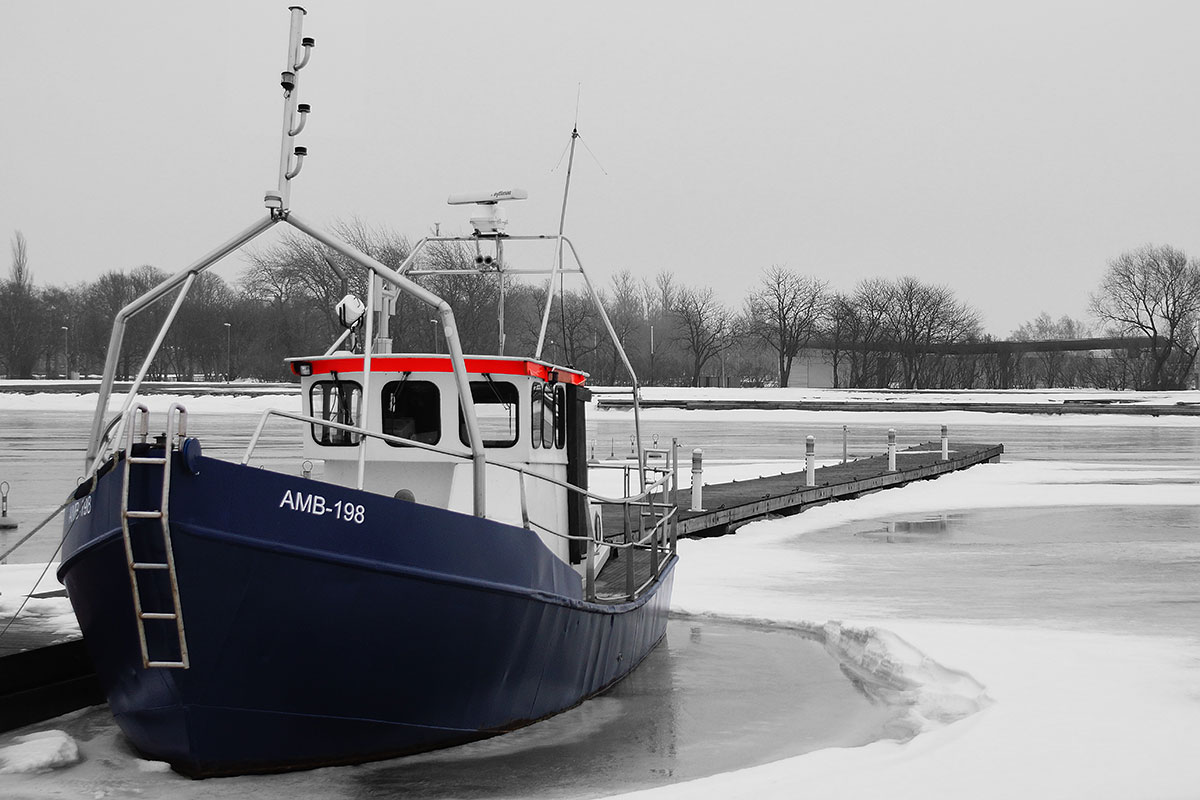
[603,441,1003,539]
[597,396,1199,417]
[0,596,101,734]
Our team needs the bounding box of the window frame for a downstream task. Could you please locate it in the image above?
[554,383,567,449]
[380,377,442,447]
[531,382,544,450]
[308,378,363,447]
[458,378,520,449]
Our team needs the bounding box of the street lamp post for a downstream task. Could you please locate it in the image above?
[61,326,69,379]
[223,322,232,383]
[649,324,655,386]
[430,319,439,354]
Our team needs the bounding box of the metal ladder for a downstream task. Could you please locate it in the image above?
[120,403,191,669]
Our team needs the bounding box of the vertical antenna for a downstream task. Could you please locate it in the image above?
[266,6,315,215]
[535,125,579,359]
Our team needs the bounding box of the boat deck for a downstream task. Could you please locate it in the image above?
[593,546,667,603]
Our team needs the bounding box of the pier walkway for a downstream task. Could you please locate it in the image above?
[602,441,1003,540]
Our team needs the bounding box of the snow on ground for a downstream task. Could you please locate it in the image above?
[3,383,1200,416]
[0,563,76,638]
[0,389,300,415]
[601,461,1200,800]
[0,731,80,775]
[617,386,1200,407]
[636,405,1200,428]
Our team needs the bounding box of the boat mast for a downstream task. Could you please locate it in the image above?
[535,127,578,360]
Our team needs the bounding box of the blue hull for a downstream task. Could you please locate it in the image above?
[59,451,675,776]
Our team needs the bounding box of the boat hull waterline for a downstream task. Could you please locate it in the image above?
[59,450,675,776]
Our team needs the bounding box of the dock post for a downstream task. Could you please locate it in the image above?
[842,425,848,464]
[887,429,896,472]
[806,436,815,487]
[0,481,15,530]
[941,425,949,460]
[690,449,703,511]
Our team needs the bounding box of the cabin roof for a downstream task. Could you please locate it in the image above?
[287,354,588,385]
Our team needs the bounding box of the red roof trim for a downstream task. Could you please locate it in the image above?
[297,356,587,385]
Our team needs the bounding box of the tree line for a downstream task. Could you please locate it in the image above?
[3,228,1198,390]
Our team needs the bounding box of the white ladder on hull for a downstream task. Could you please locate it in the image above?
[120,403,191,669]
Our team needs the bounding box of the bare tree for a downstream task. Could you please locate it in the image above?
[884,276,981,389]
[640,270,676,321]
[0,232,42,378]
[672,285,737,386]
[601,270,647,383]
[845,278,894,387]
[821,292,854,388]
[1011,312,1091,387]
[1090,244,1200,390]
[244,217,410,340]
[745,266,829,387]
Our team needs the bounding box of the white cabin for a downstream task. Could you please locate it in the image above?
[287,353,591,565]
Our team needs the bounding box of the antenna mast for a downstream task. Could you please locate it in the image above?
[535,126,579,359]
[264,6,315,216]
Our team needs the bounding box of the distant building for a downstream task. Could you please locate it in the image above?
[786,350,835,388]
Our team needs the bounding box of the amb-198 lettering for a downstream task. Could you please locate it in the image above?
[279,489,365,524]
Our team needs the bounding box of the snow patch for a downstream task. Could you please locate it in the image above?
[0,390,299,415]
[0,730,80,774]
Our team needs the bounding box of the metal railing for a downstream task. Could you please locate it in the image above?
[242,407,677,602]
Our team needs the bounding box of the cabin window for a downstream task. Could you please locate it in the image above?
[554,383,567,448]
[459,379,519,448]
[532,382,566,450]
[309,380,362,446]
[381,379,441,446]
[531,382,549,449]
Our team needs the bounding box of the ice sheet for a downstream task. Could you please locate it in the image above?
[605,458,1200,800]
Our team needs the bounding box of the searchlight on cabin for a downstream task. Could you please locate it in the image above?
[447,188,528,236]
[336,294,366,329]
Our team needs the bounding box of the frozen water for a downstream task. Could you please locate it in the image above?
[2,390,1200,797]
[0,617,903,799]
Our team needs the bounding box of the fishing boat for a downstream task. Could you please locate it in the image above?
[57,8,677,777]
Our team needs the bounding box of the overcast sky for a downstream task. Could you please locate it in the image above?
[4,1,1200,337]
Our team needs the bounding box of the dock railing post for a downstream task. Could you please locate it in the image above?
[842,425,848,464]
[941,425,949,461]
[585,529,595,601]
[624,501,635,599]
[690,449,703,511]
[670,438,678,554]
[806,436,815,487]
[887,429,897,472]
